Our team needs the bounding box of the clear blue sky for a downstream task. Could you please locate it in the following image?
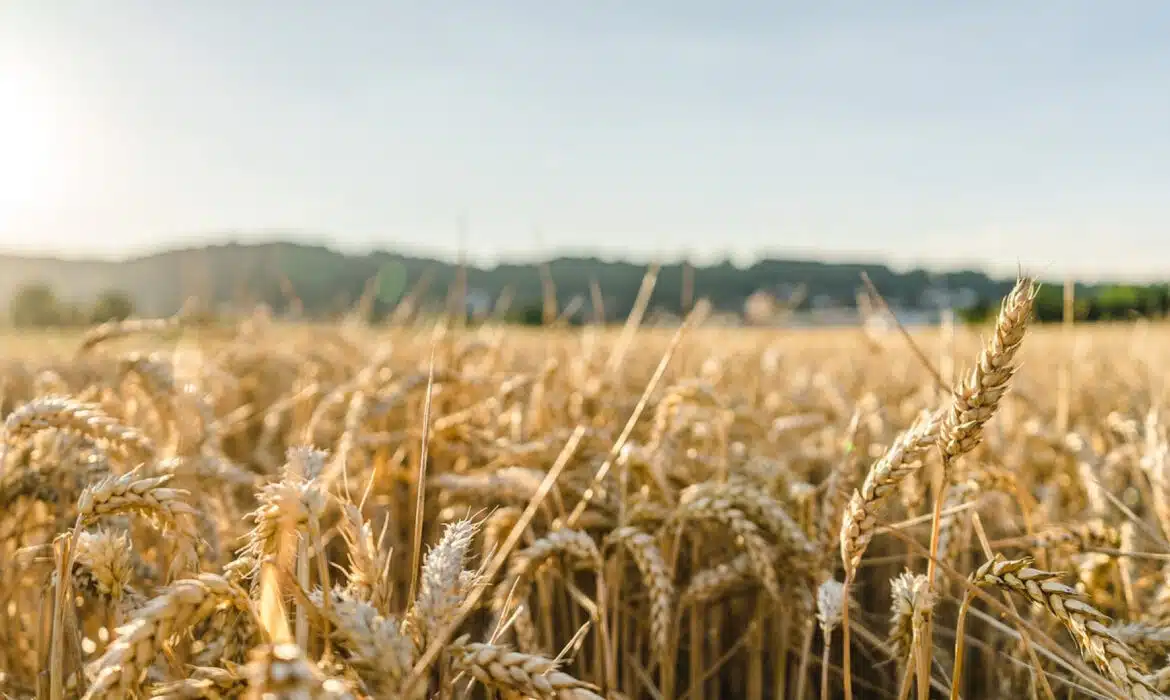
[1,2,1168,280]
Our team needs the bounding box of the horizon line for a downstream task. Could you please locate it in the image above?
[0,233,1157,286]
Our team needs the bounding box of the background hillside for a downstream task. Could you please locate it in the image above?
[0,240,1164,326]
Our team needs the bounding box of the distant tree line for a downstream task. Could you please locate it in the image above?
[9,283,135,328]
[0,242,1027,322]
[4,241,1169,327]
[237,244,1031,325]
[959,283,1170,324]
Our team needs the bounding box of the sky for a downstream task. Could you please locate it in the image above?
[1,2,1169,280]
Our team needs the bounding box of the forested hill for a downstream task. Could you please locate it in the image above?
[0,241,1158,323]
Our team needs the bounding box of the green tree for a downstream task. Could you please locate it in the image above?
[958,300,993,324]
[90,289,136,323]
[1030,285,1091,322]
[1092,285,1142,320]
[10,282,62,327]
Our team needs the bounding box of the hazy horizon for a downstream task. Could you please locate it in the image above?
[2,2,1169,281]
[0,234,1145,287]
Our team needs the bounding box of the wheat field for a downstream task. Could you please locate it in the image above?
[0,280,1168,699]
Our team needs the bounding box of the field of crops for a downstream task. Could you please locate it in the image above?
[2,278,1169,700]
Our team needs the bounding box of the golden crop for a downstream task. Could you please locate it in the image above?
[0,280,1165,699]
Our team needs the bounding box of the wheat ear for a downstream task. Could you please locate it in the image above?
[3,395,155,466]
[149,665,247,700]
[887,571,936,698]
[938,277,1038,465]
[678,479,814,555]
[671,495,780,599]
[315,589,415,696]
[408,517,482,652]
[244,642,354,700]
[607,526,674,656]
[492,529,602,651]
[971,555,1158,700]
[839,409,940,577]
[83,574,253,700]
[448,636,605,700]
[78,467,202,579]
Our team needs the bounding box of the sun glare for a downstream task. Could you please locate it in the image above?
[0,60,61,215]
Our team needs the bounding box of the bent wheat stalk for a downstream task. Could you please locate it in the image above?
[971,555,1157,700]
